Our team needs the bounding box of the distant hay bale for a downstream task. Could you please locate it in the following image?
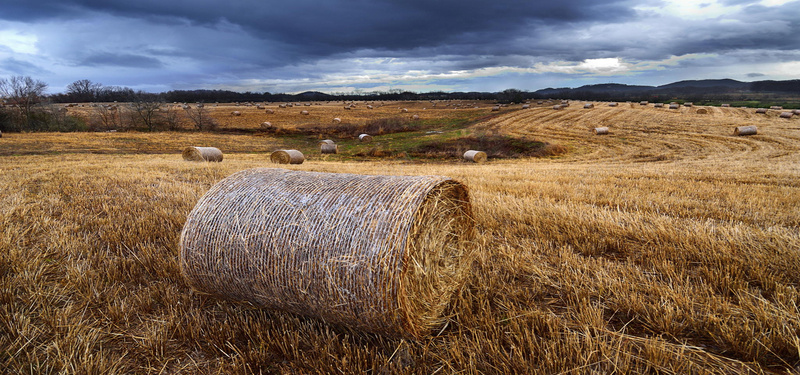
[583,103,594,109]
[734,126,758,136]
[463,150,487,163]
[684,102,693,107]
[770,106,783,110]
[780,112,794,119]
[320,143,338,154]
[640,101,648,106]
[279,104,287,108]
[669,104,680,110]
[721,103,730,107]
[401,108,408,113]
[319,139,335,145]
[594,127,609,135]
[756,108,767,114]
[301,110,309,115]
[608,102,618,107]
[491,106,500,111]
[333,117,341,123]
[794,109,800,115]
[182,146,223,162]
[266,109,275,114]
[522,104,530,109]
[553,105,563,110]
[412,114,420,120]
[359,134,373,142]
[231,111,241,116]
[179,168,475,338]
[367,105,374,109]
[260,121,273,129]
[270,150,304,164]
[653,103,664,108]
[696,108,708,114]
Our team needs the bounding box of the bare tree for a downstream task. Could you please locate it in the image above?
[66,79,101,102]
[0,75,48,130]
[130,96,164,131]
[184,104,217,130]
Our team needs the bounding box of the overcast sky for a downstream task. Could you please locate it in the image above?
[1,0,798,94]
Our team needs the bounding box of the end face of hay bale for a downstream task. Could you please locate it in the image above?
[734,126,758,136]
[182,146,223,162]
[359,133,373,142]
[594,127,609,135]
[270,149,305,164]
[179,168,475,338]
[696,108,708,114]
[463,150,487,163]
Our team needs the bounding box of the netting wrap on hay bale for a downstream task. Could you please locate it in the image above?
[734,126,758,136]
[270,149,305,164]
[182,146,223,162]
[463,150,487,163]
[320,143,338,154]
[179,168,475,338]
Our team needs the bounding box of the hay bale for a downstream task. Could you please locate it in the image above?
[780,112,794,119]
[756,108,767,114]
[608,102,618,107]
[696,108,708,114]
[182,147,223,162]
[522,104,530,109]
[401,108,408,113]
[721,104,730,107]
[770,106,783,110]
[270,150,305,164]
[734,126,757,136]
[266,109,275,114]
[653,103,664,108]
[553,105,562,110]
[319,139,335,145]
[594,127,609,135]
[491,106,500,111]
[684,102,693,107]
[301,110,309,115]
[412,114,420,120]
[793,109,800,115]
[179,168,475,338]
[260,122,273,129]
[669,104,680,110]
[463,150,487,163]
[359,134,373,142]
[333,118,341,123]
[320,143,338,154]
[231,111,241,116]
[640,101,649,106]
[583,103,594,109]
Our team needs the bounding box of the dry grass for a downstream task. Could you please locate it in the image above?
[1,102,799,373]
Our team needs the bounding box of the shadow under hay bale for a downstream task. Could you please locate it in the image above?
[594,127,609,135]
[179,168,475,338]
[270,149,304,164]
[734,126,757,136]
[463,150,487,163]
[182,146,223,162]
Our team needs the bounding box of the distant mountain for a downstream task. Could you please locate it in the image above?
[533,79,800,100]
[296,91,333,99]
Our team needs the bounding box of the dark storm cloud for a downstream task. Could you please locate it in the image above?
[78,52,163,68]
[0,57,50,75]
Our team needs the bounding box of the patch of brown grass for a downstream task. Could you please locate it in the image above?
[2,102,799,373]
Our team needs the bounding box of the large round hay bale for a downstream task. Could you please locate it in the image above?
[653,103,664,108]
[756,108,767,114]
[669,104,680,110]
[320,143,338,154]
[231,111,241,116]
[594,127,609,135]
[734,126,757,136]
[794,109,800,115]
[583,103,594,109]
[608,102,618,107]
[301,110,309,115]
[684,102,693,107]
[270,150,305,164]
[179,168,475,338]
[696,108,708,114]
[319,139,335,145]
[463,150,487,163]
[553,105,562,110]
[359,133,373,142]
[182,146,223,162]
[779,112,794,119]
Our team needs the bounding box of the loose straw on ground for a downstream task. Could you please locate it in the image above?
[179,168,475,338]
[734,126,757,136]
[182,146,223,162]
[463,150,487,163]
[270,150,305,164]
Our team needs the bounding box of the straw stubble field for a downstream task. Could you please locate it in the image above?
[1,102,799,373]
